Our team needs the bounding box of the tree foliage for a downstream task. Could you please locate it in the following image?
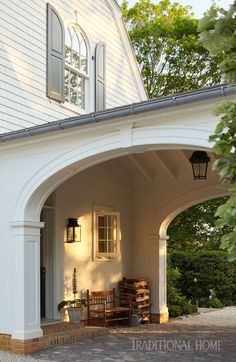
[120,1,236,260]
[169,251,236,305]
[120,0,222,98]
[167,197,232,252]
[167,261,197,317]
[198,2,236,261]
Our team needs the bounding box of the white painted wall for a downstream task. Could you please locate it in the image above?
[0,0,146,134]
[132,179,227,314]
[55,162,134,300]
[55,156,226,316]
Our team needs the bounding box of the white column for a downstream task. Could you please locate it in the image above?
[157,233,169,322]
[11,221,44,340]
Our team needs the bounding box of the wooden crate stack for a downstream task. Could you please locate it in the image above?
[119,277,150,323]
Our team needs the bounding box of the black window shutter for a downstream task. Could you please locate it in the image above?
[47,3,65,102]
[95,42,106,111]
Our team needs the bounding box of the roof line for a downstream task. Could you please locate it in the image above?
[0,84,235,143]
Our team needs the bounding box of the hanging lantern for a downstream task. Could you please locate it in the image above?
[66,218,81,243]
[189,151,210,180]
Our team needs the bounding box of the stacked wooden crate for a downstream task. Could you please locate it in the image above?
[118,277,150,323]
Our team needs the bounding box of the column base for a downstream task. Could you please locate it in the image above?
[12,328,43,340]
[0,334,41,354]
[11,337,43,354]
[150,311,169,324]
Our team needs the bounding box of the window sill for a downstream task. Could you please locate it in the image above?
[93,254,119,262]
[61,101,88,115]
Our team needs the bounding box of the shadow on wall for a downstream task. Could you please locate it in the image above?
[64,257,123,300]
[0,40,54,134]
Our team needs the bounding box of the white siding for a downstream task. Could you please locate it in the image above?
[0,0,146,135]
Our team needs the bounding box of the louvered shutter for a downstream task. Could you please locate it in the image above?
[47,3,65,102]
[95,42,106,111]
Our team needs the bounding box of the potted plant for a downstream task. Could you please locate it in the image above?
[58,267,87,323]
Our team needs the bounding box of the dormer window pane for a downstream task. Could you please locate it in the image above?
[80,38,87,58]
[64,25,88,110]
[65,28,72,65]
[80,56,87,73]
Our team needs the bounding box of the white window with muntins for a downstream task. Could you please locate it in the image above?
[47,4,106,112]
[93,208,120,260]
[64,25,89,111]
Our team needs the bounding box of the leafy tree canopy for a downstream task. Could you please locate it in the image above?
[119,1,236,260]
[198,2,236,261]
[167,197,232,252]
[120,0,222,98]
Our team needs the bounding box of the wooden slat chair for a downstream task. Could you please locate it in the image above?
[87,288,131,327]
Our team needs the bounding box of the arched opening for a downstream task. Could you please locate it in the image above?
[159,195,234,319]
[32,149,221,321]
[10,134,223,338]
[156,192,228,322]
[167,196,229,252]
[159,191,228,239]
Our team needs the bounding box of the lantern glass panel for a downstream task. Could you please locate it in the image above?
[67,225,75,243]
[192,162,208,179]
[66,219,81,243]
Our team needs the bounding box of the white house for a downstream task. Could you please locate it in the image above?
[0,0,235,354]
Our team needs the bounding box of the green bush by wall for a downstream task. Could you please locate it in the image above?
[167,263,198,317]
[168,250,236,306]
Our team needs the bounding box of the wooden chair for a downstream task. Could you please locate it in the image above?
[87,288,131,327]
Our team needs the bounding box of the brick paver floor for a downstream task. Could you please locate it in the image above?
[1,308,236,361]
[0,324,233,362]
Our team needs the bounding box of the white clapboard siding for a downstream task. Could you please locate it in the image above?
[0,51,45,79]
[0,0,146,135]
[0,2,45,40]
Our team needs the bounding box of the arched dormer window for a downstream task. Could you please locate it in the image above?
[64,26,89,110]
[47,3,106,112]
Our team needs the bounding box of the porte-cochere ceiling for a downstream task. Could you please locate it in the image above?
[101,149,217,185]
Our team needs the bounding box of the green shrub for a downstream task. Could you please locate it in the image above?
[168,299,197,317]
[168,305,182,317]
[167,261,197,317]
[198,297,210,307]
[223,300,234,306]
[198,296,223,308]
[209,298,224,308]
[209,289,224,308]
[180,300,198,315]
[168,250,236,306]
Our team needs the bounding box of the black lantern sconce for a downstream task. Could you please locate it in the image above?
[189,151,210,180]
[66,218,81,243]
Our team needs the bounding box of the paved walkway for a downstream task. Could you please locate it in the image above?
[0,307,236,361]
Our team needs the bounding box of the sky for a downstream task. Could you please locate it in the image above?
[124,0,233,18]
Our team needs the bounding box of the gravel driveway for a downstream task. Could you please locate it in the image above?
[170,306,236,327]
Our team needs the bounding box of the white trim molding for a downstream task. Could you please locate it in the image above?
[105,0,147,101]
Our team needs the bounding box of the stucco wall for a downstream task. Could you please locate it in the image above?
[55,162,134,299]
[132,179,226,312]
[55,159,226,314]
